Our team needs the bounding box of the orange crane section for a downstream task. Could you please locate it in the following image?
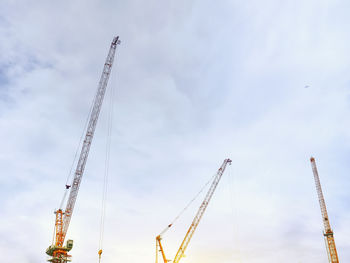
[310,157,339,263]
[46,36,120,263]
[156,158,232,263]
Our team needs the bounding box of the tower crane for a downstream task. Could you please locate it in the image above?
[46,36,120,263]
[156,158,232,263]
[310,157,339,263]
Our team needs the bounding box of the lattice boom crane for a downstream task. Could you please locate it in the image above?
[46,36,120,263]
[156,158,232,263]
[310,157,339,263]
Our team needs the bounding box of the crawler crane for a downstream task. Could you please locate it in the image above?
[45,36,120,263]
[310,157,339,263]
[156,158,232,263]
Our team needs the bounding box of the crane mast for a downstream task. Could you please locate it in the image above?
[310,157,339,263]
[46,36,120,263]
[156,158,232,263]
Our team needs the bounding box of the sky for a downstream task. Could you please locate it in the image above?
[0,0,349,262]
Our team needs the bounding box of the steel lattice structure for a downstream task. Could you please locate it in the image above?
[156,158,232,263]
[46,36,120,263]
[310,157,339,263]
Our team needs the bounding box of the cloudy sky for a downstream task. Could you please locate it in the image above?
[1,0,349,262]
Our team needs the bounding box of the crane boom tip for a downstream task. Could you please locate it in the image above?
[112,36,121,45]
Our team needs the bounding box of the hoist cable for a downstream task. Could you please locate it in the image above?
[98,72,116,261]
[159,172,217,237]
[51,220,56,245]
[227,167,243,262]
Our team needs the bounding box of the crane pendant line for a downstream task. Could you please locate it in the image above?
[310,157,339,263]
[46,36,120,263]
[156,158,232,263]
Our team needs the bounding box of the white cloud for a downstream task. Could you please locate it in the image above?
[0,0,349,262]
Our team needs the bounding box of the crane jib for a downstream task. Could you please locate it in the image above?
[46,36,120,263]
[156,158,232,263]
[310,157,339,263]
[61,37,120,244]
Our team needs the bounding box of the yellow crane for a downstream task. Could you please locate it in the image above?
[156,158,232,263]
[310,157,339,263]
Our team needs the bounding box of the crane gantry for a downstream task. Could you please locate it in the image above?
[156,158,232,263]
[46,36,120,263]
[310,157,339,263]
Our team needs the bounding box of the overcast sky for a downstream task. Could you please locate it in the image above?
[0,0,349,262]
